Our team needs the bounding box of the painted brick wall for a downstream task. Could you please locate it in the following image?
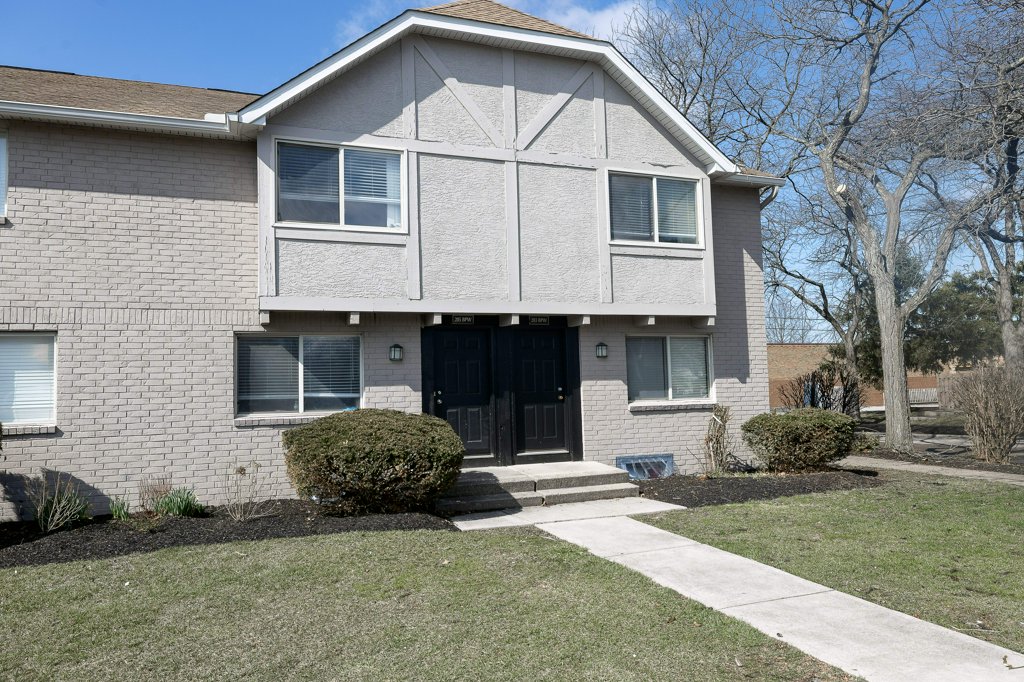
[0,123,422,519]
[577,186,770,473]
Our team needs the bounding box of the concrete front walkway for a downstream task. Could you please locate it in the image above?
[843,455,1024,487]
[539,515,1024,682]
[451,496,683,530]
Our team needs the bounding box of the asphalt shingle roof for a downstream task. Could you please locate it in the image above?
[0,65,258,120]
[418,0,592,39]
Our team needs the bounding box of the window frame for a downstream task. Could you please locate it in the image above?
[625,333,714,404]
[234,333,364,417]
[0,332,58,425]
[604,168,705,250]
[273,137,407,235]
[0,128,8,219]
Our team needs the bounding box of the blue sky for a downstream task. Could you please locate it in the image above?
[1,0,634,94]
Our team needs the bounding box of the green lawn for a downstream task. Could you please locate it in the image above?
[645,471,1024,653]
[0,527,850,681]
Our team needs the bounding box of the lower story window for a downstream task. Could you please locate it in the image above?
[236,335,361,415]
[0,334,56,424]
[625,336,711,401]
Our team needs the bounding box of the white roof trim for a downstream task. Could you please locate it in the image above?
[0,99,240,136]
[237,11,738,174]
[713,172,786,188]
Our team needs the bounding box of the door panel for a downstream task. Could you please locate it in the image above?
[431,329,493,457]
[514,329,568,455]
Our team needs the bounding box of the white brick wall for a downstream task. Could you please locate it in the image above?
[577,186,769,474]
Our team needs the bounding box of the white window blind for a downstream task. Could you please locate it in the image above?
[277,143,340,224]
[626,336,711,402]
[669,337,709,398]
[0,131,8,217]
[610,174,653,241]
[237,337,299,414]
[302,336,361,411]
[344,148,401,228]
[236,335,362,415]
[610,173,699,244]
[0,335,55,424]
[625,337,667,400]
[656,178,698,244]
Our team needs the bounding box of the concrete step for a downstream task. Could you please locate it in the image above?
[436,490,544,514]
[529,462,631,491]
[444,469,536,498]
[438,462,638,515]
[541,482,639,505]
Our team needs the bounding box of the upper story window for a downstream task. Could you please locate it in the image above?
[625,335,712,402]
[0,130,8,218]
[609,173,699,245]
[277,141,402,230]
[0,334,56,424]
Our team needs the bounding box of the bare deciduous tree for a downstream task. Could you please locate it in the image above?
[623,0,996,451]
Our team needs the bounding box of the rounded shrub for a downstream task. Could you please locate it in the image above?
[741,408,856,472]
[283,409,465,513]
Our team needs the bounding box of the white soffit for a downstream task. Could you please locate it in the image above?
[237,11,738,175]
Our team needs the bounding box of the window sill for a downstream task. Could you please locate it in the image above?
[1,423,58,436]
[610,242,704,258]
[628,400,716,413]
[234,413,334,428]
[274,224,408,245]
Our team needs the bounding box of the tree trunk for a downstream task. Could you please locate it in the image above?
[874,282,914,451]
[1002,321,1024,370]
[995,272,1024,369]
[840,333,862,418]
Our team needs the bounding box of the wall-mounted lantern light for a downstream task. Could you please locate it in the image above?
[595,342,608,358]
[389,344,404,362]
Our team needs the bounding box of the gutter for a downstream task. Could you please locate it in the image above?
[0,100,244,137]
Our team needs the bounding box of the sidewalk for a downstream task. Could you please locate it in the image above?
[842,455,1024,487]
[539,515,1024,682]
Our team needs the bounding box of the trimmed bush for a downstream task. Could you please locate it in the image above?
[283,409,465,513]
[741,408,856,472]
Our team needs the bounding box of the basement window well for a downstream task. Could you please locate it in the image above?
[615,454,675,480]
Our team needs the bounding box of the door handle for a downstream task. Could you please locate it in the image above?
[558,387,564,401]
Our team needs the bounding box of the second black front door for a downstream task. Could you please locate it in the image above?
[513,328,568,458]
[422,317,581,466]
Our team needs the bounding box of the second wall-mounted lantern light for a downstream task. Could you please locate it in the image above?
[595,342,608,358]
[389,344,404,362]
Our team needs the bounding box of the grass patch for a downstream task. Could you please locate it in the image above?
[0,527,850,680]
[645,471,1024,652]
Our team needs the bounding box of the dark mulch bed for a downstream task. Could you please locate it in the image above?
[0,499,455,569]
[865,449,1024,476]
[637,469,883,508]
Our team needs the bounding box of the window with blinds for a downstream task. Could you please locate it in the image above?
[344,148,401,228]
[276,142,403,229]
[609,173,699,245]
[236,335,361,415]
[277,143,339,224]
[302,336,361,411]
[625,335,711,402]
[0,335,56,424]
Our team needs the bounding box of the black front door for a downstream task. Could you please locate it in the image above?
[513,328,569,459]
[429,328,493,459]
[422,317,581,466]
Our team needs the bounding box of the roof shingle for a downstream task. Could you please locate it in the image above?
[418,0,591,39]
[0,65,258,120]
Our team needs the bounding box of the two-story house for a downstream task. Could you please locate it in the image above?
[0,0,781,516]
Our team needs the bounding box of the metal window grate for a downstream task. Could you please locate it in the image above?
[615,454,675,480]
